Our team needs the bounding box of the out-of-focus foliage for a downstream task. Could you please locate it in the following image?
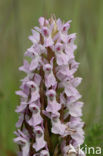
[83,124,103,156]
[0,0,103,155]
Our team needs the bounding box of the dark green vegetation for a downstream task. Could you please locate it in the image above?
[0,0,103,155]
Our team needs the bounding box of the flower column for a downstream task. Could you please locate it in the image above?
[14,16,85,156]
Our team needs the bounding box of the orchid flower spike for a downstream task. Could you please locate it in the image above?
[14,16,85,156]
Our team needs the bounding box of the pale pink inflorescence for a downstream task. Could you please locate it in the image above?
[14,16,85,156]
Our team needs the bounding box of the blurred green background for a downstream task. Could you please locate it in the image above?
[0,0,103,155]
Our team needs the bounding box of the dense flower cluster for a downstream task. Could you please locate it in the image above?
[14,16,85,156]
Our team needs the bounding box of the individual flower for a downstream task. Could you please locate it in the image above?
[65,33,77,60]
[54,42,69,65]
[26,81,40,102]
[19,60,30,74]
[51,114,66,135]
[16,90,28,99]
[14,129,30,156]
[65,101,83,118]
[59,79,80,98]
[15,101,28,113]
[43,61,57,88]
[67,117,85,146]
[56,64,73,81]
[46,89,61,113]
[28,29,40,44]
[63,144,77,156]
[25,46,41,71]
[28,103,43,127]
[33,126,46,151]
[41,25,54,47]
[16,113,24,128]
[56,19,71,42]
